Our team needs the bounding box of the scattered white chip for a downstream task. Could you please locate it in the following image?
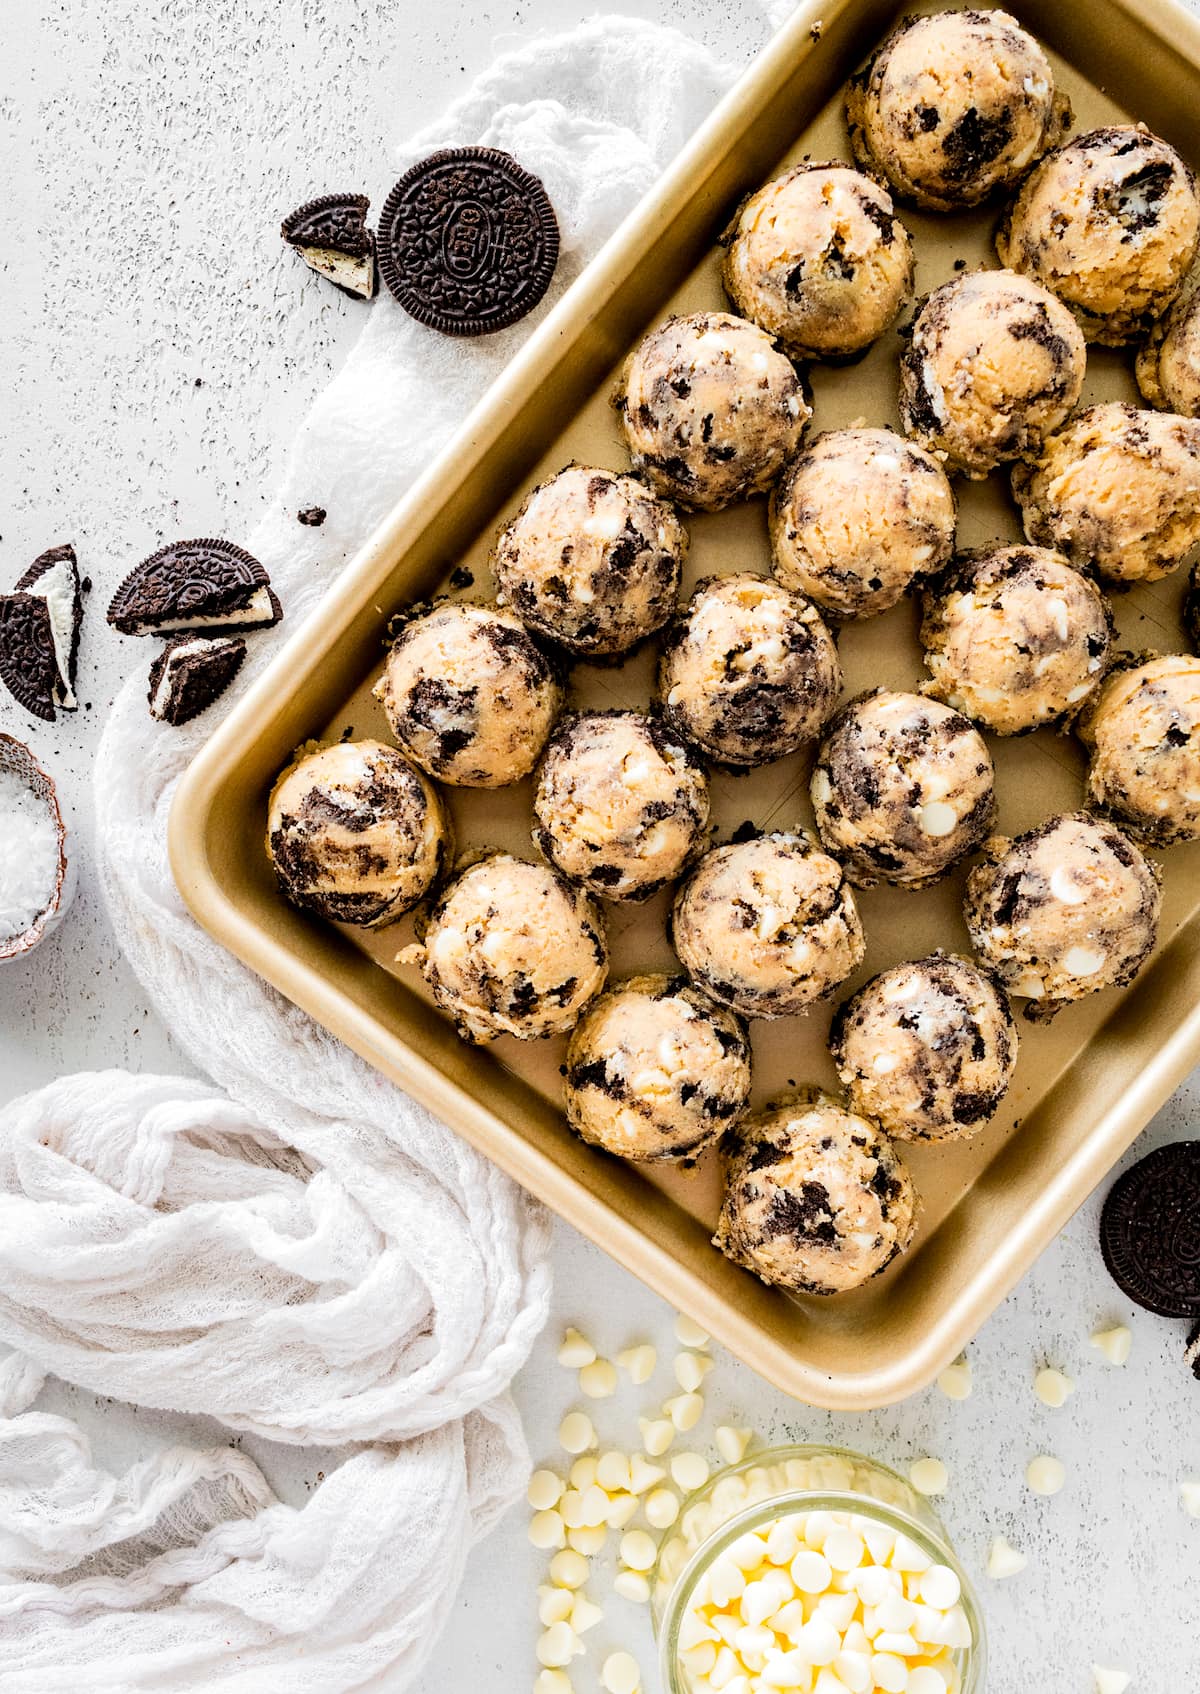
[986,1535,1027,1579]
[534,1671,573,1694]
[674,1351,714,1392]
[558,1327,597,1369]
[558,1412,597,1455]
[664,1391,704,1431]
[1182,1478,1200,1518]
[570,1593,603,1634]
[640,1417,675,1457]
[538,1586,574,1626]
[629,1455,667,1495]
[528,1469,564,1511]
[670,1451,710,1493]
[600,1650,642,1694]
[529,1509,566,1551]
[620,1529,658,1572]
[1090,1325,1132,1365]
[1092,1667,1131,1694]
[580,1358,618,1399]
[909,1457,949,1496]
[645,1487,680,1529]
[617,1344,657,1384]
[613,1568,651,1604]
[549,1549,589,1590]
[675,1312,711,1348]
[537,1622,582,1668]
[716,1425,753,1465]
[569,1456,598,1490]
[606,1491,639,1530]
[1026,1454,1066,1496]
[937,1358,973,1401]
[1034,1366,1075,1408]
[596,1450,632,1493]
[567,1524,606,1556]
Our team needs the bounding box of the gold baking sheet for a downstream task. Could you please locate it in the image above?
[169,0,1200,1407]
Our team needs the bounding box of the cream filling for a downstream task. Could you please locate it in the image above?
[137,585,275,635]
[29,558,77,709]
[150,638,215,718]
[298,243,374,298]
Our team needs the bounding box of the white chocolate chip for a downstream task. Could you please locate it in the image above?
[596,1450,632,1492]
[600,1650,641,1694]
[715,1425,753,1465]
[1026,1454,1066,1495]
[606,1492,639,1529]
[986,1535,1027,1579]
[535,1671,573,1694]
[549,1549,589,1590]
[1092,1668,1131,1694]
[537,1622,582,1668]
[791,1547,833,1593]
[529,1510,567,1550]
[579,1358,618,1399]
[671,1451,711,1493]
[1091,1325,1132,1365]
[674,1351,714,1392]
[619,1529,657,1572]
[529,1469,564,1510]
[1182,1478,1200,1517]
[557,1327,596,1369]
[891,1533,932,1573]
[1049,864,1089,905]
[909,1457,949,1496]
[570,1593,603,1635]
[664,1391,704,1431]
[909,1670,950,1694]
[613,1568,651,1604]
[629,1455,667,1494]
[675,1313,711,1348]
[871,1652,908,1692]
[1063,944,1106,978]
[567,1524,606,1556]
[919,799,958,837]
[645,1487,680,1529]
[569,1456,598,1490]
[640,1417,675,1457]
[558,1412,597,1455]
[937,1359,973,1401]
[616,1344,657,1384]
[919,1565,962,1610]
[1034,1366,1075,1408]
[538,1586,574,1626]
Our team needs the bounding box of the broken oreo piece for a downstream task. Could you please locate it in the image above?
[297,506,327,527]
[108,539,281,637]
[0,544,86,720]
[1100,1141,1200,1318]
[148,633,246,726]
[281,194,377,300]
[1188,1318,1200,1380]
[377,147,559,336]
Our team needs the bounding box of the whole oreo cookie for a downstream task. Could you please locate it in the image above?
[1100,1141,1200,1318]
[377,148,559,335]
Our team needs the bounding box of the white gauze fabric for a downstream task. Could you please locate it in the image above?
[0,14,761,1691]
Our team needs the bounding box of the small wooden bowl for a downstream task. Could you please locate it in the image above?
[0,734,75,964]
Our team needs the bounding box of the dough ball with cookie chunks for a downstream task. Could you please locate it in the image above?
[997,126,1200,344]
[618,312,810,511]
[811,691,995,889]
[715,1089,917,1295]
[491,466,686,658]
[920,545,1112,735]
[723,162,914,361]
[533,711,709,902]
[267,739,452,928]
[1012,402,1200,587]
[564,974,751,1162]
[963,812,1161,1019]
[1136,276,1200,416]
[656,574,842,767]
[845,9,1070,213]
[1077,652,1200,847]
[830,954,1018,1142]
[408,853,607,1044]
[375,602,562,787]
[899,270,1086,479]
[672,832,865,1020]
[769,428,956,621]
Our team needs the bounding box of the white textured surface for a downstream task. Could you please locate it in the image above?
[3,3,1198,1692]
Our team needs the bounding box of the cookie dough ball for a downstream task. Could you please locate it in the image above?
[491,466,686,658]
[997,126,1200,344]
[963,812,1161,1019]
[920,545,1112,734]
[1077,652,1200,846]
[672,832,865,1019]
[769,428,956,621]
[618,312,810,511]
[830,954,1018,1142]
[899,270,1086,478]
[723,162,914,361]
[811,691,995,889]
[375,602,562,787]
[845,9,1069,213]
[1012,402,1200,586]
[409,853,608,1043]
[564,974,752,1161]
[267,739,451,928]
[715,1090,917,1295]
[657,574,842,767]
[1136,276,1200,415]
[533,712,709,902]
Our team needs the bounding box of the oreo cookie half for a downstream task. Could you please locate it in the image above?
[0,543,86,722]
[281,193,377,300]
[1100,1141,1200,1318]
[377,148,559,335]
[108,539,281,637]
[148,633,246,726]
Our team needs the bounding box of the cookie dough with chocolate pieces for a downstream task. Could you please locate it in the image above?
[564,973,751,1161]
[267,739,451,928]
[1077,652,1200,847]
[375,601,562,787]
[281,194,377,300]
[899,270,1086,478]
[997,126,1200,344]
[618,312,810,511]
[723,162,914,361]
[920,545,1112,735]
[1136,275,1200,415]
[406,853,607,1043]
[1013,402,1200,587]
[830,954,1018,1142]
[811,690,995,889]
[108,539,281,637]
[147,634,246,726]
[491,466,685,657]
[769,428,956,621]
[0,544,85,722]
[715,1089,917,1295]
[963,811,1161,1020]
[533,711,709,902]
[845,9,1070,213]
[656,574,842,768]
[671,832,864,1020]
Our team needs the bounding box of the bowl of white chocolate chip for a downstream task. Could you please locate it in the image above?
[0,735,75,964]
[652,1445,984,1694]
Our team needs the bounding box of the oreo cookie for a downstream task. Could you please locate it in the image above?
[108,539,281,637]
[148,633,246,725]
[281,194,376,300]
[0,543,85,722]
[1100,1141,1200,1318]
[377,148,559,335]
